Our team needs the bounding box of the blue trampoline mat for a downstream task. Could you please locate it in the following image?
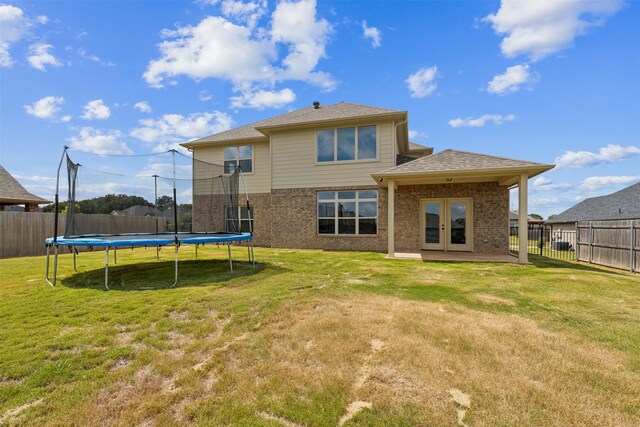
[45,232,253,247]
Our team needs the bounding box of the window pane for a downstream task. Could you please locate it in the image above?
[240,207,249,219]
[318,191,335,200]
[224,146,238,160]
[338,219,356,234]
[359,219,377,234]
[338,191,356,200]
[240,220,251,232]
[358,190,377,199]
[317,130,334,162]
[338,202,356,217]
[358,201,377,218]
[337,127,355,161]
[450,203,466,244]
[239,145,252,158]
[318,202,335,217]
[318,219,335,234]
[358,125,376,160]
[224,160,236,174]
[239,159,252,173]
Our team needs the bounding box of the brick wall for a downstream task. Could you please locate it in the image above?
[270,186,388,252]
[394,182,509,254]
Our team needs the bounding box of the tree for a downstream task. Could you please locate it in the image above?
[156,195,173,211]
[530,213,543,220]
[547,214,558,221]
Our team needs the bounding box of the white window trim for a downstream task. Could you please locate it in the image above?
[317,190,378,236]
[223,144,255,175]
[225,205,254,233]
[314,124,380,165]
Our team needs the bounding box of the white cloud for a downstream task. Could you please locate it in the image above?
[555,144,640,168]
[133,101,152,113]
[362,20,382,48]
[531,176,571,192]
[144,0,335,104]
[408,130,428,140]
[487,64,537,95]
[406,66,438,98]
[270,0,335,90]
[580,176,640,191]
[27,43,62,71]
[77,48,115,66]
[130,111,233,146]
[0,4,30,67]
[484,0,625,61]
[24,96,64,119]
[199,90,213,101]
[36,15,48,24]
[449,113,515,128]
[230,87,295,109]
[68,127,132,155]
[81,99,111,120]
[220,0,267,30]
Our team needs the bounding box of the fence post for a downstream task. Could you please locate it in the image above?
[576,224,580,261]
[588,221,593,264]
[539,224,544,256]
[631,221,635,273]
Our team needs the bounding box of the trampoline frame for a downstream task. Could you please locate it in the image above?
[44,147,256,290]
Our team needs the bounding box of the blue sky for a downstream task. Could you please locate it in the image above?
[1,0,638,217]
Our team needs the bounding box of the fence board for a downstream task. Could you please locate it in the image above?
[0,212,166,259]
[576,219,639,273]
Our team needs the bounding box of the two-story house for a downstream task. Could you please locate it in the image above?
[182,101,553,263]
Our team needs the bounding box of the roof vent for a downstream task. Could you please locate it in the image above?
[313,101,320,109]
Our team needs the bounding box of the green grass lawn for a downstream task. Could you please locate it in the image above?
[1,245,639,426]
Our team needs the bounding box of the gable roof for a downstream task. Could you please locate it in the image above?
[376,149,552,175]
[0,166,51,205]
[182,102,406,147]
[547,182,640,223]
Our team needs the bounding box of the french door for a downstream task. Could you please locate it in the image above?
[420,198,472,251]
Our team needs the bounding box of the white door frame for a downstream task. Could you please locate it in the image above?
[420,198,473,252]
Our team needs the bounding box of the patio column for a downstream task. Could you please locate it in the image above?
[518,173,528,263]
[388,179,395,257]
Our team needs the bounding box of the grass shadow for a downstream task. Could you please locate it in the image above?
[60,259,287,291]
[527,254,630,275]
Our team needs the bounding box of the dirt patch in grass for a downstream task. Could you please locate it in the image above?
[234,294,640,426]
[0,399,43,425]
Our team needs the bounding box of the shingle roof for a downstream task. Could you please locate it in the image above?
[408,142,431,151]
[0,166,51,205]
[377,149,552,174]
[184,102,405,145]
[547,182,640,223]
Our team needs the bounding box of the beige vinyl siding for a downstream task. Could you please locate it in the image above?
[271,120,395,189]
[193,141,271,194]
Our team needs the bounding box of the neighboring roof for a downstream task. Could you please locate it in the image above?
[0,166,51,205]
[183,102,406,147]
[509,210,540,222]
[547,182,640,223]
[376,149,552,175]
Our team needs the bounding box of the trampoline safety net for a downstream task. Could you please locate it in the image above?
[60,149,247,238]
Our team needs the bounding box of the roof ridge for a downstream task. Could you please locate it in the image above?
[440,149,549,166]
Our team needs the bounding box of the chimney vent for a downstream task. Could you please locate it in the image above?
[313,101,320,109]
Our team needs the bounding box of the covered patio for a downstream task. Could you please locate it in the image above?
[372,150,554,264]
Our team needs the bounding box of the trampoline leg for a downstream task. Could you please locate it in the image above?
[228,242,233,273]
[171,243,179,288]
[247,243,250,263]
[45,244,58,287]
[195,244,198,259]
[105,247,110,290]
[250,241,255,268]
[114,247,117,265]
[73,250,77,272]
[156,246,159,260]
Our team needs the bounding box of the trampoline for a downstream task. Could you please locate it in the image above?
[45,147,255,290]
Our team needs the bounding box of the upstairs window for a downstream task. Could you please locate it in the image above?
[224,145,253,173]
[316,125,377,163]
[317,190,378,235]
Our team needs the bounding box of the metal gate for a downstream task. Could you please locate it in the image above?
[510,223,576,260]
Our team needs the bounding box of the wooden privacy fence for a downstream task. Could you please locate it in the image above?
[576,220,639,273]
[0,212,167,259]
